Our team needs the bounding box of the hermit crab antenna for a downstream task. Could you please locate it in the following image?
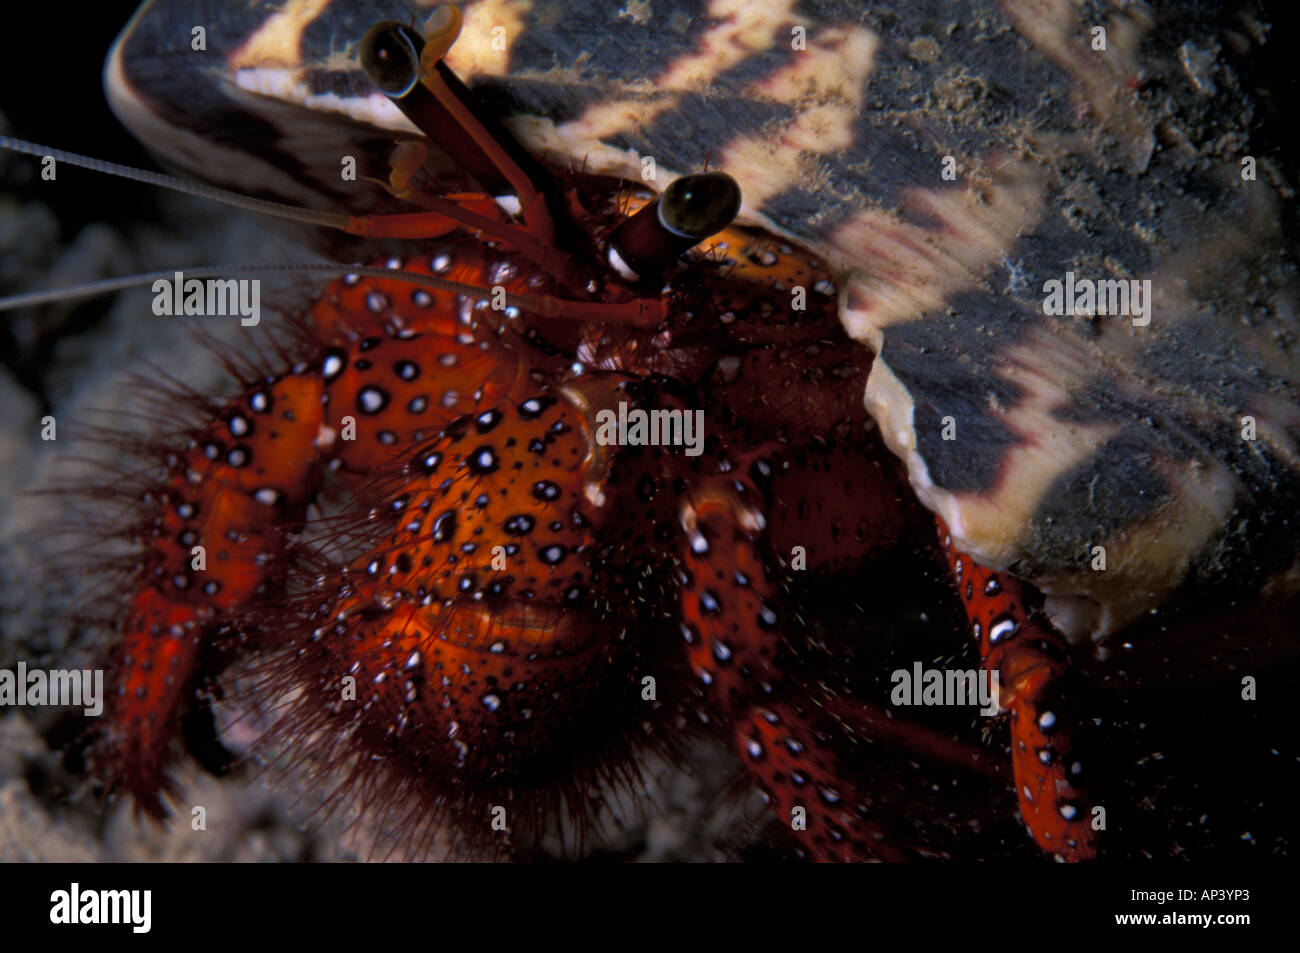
[0,262,662,327]
[0,136,353,230]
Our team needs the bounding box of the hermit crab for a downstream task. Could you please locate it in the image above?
[1,0,1296,862]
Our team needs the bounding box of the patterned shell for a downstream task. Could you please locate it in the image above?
[108,0,1300,642]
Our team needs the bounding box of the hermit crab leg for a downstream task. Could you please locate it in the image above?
[678,479,902,861]
[938,520,1098,861]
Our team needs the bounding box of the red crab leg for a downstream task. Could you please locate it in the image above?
[347,195,514,243]
[937,519,1099,860]
[346,198,573,283]
[678,479,902,861]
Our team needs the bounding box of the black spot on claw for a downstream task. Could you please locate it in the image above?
[988,614,1018,644]
[322,349,347,384]
[504,514,536,535]
[467,446,500,474]
[532,480,561,501]
[432,510,458,542]
[518,396,554,419]
[635,473,657,503]
[226,414,252,438]
[357,386,390,415]
[475,409,504,433]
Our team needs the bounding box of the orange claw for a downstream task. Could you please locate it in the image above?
[95,252,543,816]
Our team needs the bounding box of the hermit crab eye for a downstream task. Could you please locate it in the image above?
[660,173,743,239]
[361,21,425,98]
[608,172,743,280]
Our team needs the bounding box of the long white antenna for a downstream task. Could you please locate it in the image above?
[0,136,352,230]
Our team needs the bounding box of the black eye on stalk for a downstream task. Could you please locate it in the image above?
[361,21,425,98]
[607,172,743,280]
[659,173,743,239]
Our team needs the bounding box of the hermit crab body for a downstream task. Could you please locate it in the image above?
[2,0,1297,861]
